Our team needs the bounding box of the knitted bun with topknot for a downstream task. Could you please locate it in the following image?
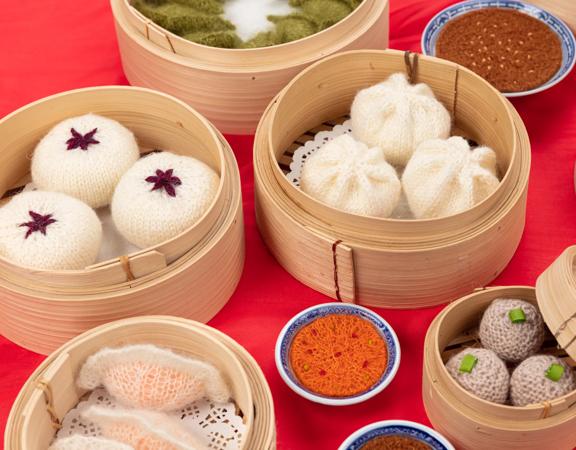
[479,298,546,363]
[31,114,140,208]
[510,355,576,406]
[445,348,510,404]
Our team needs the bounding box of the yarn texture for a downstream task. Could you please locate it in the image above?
[479,298,546,363]
[111,152,219,248]
[402,136,500,219]
[300,134,401,217]
[446,348,510,404]
[77,344,231,411]
[510,355,576,406]
[49,435,133,450]
[0,191,102,270]
[31,114,140,208]
[350,73,451,166]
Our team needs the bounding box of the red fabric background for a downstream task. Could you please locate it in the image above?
[1,1,575,449]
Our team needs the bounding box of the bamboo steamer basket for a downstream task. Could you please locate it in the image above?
[423,245,576,450]
[253,49,531,308]
[109,0,390,134]
[0,87,244,355]
[5,316,276,450]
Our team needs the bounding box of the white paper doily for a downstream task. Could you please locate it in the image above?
[57,388,246,450]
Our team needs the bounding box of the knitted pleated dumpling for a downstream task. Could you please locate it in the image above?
[350,73,451,166]
[510,355,576,406]
[445,348,510,404]
[111,152,219,248]
[77,344,231,411]
[479,298,546,363]
[402,136,500,219]
[49,435,134,450]
[0,191,102,270]
[31,114,140,208]
[81,406,205,450]
[300,134,401,217]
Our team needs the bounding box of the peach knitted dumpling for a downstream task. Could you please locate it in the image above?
[77,345,231,411]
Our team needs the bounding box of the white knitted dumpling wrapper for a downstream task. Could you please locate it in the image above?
[510,355,576,407]
[31,114,140,208]
[111,152,219,248]
[49,435,134,450]
[479,298,546,363]
[402,136,500,219]
[82,406,205,450]
[77,344,231,412]
[300,134,401,217]
[0,191,102,270]
[446,348,510,404]
[350,73,451,166]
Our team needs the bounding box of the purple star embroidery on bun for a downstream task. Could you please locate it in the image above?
[19,211,57,239]
[66,128,100,150]
[145,169,182,197]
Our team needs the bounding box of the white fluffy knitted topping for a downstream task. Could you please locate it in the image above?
[446,348,510,404]
[479,298,546,363]
[300,134,401,217]
[223,0,296,41]
[77,344,231,411]
[402,136,500,219]
[81,406,205,450]
[111,152,219,248]
[31,114,140,208]
[350,73,451,166]
[49,435,134,450]
[0,191,102,270]
[510,355,576,407]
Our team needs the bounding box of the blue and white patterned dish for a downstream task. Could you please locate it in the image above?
[421,0,576,97]
[275,303,400,406]
[338,420,455,450]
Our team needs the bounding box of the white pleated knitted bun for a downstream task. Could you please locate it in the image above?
[300,134,401,217]
[0,191,102,270]
[31,114,140,208]
[350,73,451,166]
[402,136,500,219]
[111,151,220,248]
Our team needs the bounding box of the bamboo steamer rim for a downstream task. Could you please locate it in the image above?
[111,0,388,72]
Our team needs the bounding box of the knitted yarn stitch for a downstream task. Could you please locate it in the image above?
[49,435,134,450]
[511,355,576,406]
[350,73,451,166]
[0,191,102,270]
[31,114,140,208]
[111,152,219,249]
[300,134,401,217]
[446,348,510,404]
[479,298,546,363]
[402,136,500,219]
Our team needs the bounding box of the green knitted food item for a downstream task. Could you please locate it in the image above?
[132,0,360,48]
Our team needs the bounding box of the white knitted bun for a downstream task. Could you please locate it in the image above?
[300,134,401,217]
[31,114,140,208]
[0,191,102,270]
[111,152,220,248]
[350,73,451,166]
[402,136,500,219]
[510,355,576,407]
[49,435,134,450]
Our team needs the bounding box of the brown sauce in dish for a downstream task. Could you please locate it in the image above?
[360,435,431,450]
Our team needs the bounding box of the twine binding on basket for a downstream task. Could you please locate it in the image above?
[540,400,552,419]
[119,255,135,281]
[332,240,344,302]
[37,380,62,430]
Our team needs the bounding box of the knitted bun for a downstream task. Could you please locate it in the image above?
[300,134,401,217]
[31,114,140,208]
[49,435,134,450]
[445,348,510,404]
[77,344,231,411]
[510,355,576,407]
[111,152,219,248]
[402,136,500,219]
[479,298,546,363]
[0,191,102,270]
[350,73,451,166]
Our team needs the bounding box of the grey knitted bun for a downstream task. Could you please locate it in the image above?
[510,355,576,407]
[446,348,510,404]
[479,298,545,363]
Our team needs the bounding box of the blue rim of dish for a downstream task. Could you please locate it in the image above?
[275,303,400,405]
[338,420,455,450]
[421,0,576,97]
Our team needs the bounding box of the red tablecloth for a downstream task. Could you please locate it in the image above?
[1,1,576,449]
